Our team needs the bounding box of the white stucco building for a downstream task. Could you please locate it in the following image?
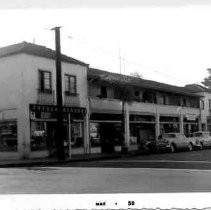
[0,42,89,160]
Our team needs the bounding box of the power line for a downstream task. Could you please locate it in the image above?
[37,28,190,85]
[65,33,189,84]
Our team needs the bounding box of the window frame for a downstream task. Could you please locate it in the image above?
[38,70,52,93]
[64,74,77,96]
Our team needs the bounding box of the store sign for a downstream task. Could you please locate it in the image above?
[30,104,87,115]
[185,114,196,121]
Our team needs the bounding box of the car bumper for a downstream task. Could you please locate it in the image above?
[156,144,171,151]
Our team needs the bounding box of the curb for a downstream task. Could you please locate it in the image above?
[0,151,145,168]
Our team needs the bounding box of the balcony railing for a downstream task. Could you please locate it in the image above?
[90,97,200,116]
[37,89,55,105]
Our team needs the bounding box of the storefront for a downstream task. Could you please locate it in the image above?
[183,114,199,137]
[0,120,17,152]
[159,116,180,134]
[130,114,156,150]
[29,104,86,157]
[90,113,123,153]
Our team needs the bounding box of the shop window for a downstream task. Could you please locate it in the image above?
[39,70,52,93]
[0,121,17,152]
[71,122,84,148]
[90,123,100,147]
[65,74,77,95]
[31,121,47,151]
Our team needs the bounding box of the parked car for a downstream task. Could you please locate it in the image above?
[141,139,157,153]
[188,131,211,149]
[156,133,193,153]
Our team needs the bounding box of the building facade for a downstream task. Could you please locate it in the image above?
[185,84,211,132]
[88,68,203,153]
[0,42,208,160]
[0,42,89,160]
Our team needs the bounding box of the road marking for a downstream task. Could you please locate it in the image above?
[32,166,211,172]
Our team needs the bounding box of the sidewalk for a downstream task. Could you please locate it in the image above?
[0,150,142,168]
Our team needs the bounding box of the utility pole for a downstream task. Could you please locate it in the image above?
[119,47,122,74]
[52,26,65,160]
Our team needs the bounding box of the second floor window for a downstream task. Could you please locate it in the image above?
[65,74,77,95]
[160,95,166,105]
[209,99,211,110]
[39,70,52,93]
[100,86,107,98]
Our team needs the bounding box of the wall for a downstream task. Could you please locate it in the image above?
[0,54,27,159]
[21,54,88,107]
[200,92,211,125]
[0,53,88,159]
[20,54,88,158]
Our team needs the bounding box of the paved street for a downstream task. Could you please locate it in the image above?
[2,149,211,193]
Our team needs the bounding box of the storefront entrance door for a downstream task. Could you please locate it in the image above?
[99,123,116,153]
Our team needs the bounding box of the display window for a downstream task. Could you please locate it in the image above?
[31,121,47,151]
[0,121,17,152]
[71,122,84,148]
[90,123,100,147]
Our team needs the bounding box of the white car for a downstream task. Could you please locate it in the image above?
[157,133,193,153]
[189,131,211,149]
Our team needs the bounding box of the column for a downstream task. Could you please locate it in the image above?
[83,98,90,154]
[155,113,160,140]
[83,110,90,154]
[198,114,202,131]
[18,104,31,159]
[68,113,71,158]
[179,113,184,134]
[124,102,130,149]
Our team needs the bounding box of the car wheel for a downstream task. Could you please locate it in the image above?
[188,143,193,151]
[170,144,175,153]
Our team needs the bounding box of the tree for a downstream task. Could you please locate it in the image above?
[117,85,134,153]
[101,74,134,152]
[202,69,211,88]
[89,72,135,153]
[130,71,143,79]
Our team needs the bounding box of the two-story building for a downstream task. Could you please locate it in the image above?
[0,41,206,160]
[0,42,89,160]
[185,84,211,132]
[88,68,203,153]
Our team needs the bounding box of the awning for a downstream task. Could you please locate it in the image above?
[30,104,86,114]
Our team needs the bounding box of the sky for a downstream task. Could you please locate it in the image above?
[1,1,211,86]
